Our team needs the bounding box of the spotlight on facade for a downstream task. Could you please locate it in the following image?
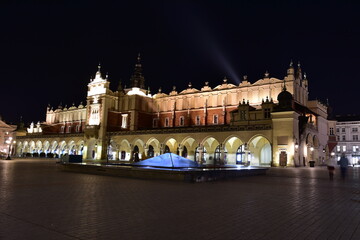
[310,147,314,152]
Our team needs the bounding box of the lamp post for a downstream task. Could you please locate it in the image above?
[6,137,13,160]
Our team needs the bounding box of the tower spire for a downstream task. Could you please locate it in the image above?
[130,53,145,89]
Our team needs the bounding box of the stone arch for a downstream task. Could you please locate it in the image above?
[201,136,221,165]
[163,137,179,154]
[108,140,119,160]
[35,140,43,153]
[68,140,76,155]
[223,136,244,165]
[248,135,272,166]
[119,139,131,160]
[43,141,50,153]
[146,137,161,157]
[181,136,197,161]
[59,141,67,155]
[132,139,145,161]
[77,140,85,155]
[50,141,58,154]
[29,141,35,153]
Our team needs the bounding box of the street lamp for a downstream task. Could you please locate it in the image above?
[6,137,12,160]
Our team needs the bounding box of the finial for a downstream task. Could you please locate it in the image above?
[298,61,301,68]
[243,75,248,81]
[158,87,162,93]
[266,96,269,102]
[106,72,109,79]
[98,62,101,71]
[188,82,192,88]
[242,99,246,104]
[304,72,307,79]
[264,71,269,78]
[205,81,209,86]
[283,79,287,91]
[290,60,293,67]
[72,102,75,106]
[223,76,227,83]
[173,86,176,91]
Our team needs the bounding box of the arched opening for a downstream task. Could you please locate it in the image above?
[236,144,246,164]
[201,137,220,165]
[248,135,272,166]
[181,137,197,161]
[164,145,170,153]
[182,146,188,158]
[133,145,140,162]
[195,145,207,164]
[148,145,154,158]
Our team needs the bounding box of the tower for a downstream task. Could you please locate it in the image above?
[84,63,112,160]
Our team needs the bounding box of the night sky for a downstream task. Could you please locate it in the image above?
[1,0,360,124]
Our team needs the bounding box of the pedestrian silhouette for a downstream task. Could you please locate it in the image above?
[339,153,349,180]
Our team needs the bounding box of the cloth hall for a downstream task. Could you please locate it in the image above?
[17,56,332,167]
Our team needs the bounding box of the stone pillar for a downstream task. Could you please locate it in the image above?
[220,144,225,165]
[178,145,183,157]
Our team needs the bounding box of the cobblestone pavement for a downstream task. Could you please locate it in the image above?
[1,159,360,240]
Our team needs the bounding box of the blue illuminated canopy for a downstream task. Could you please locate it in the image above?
[133,153,199,168]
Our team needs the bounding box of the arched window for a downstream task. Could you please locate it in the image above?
[179,116,185,126]
[165,118,169,127]
[67,126,71,133]
[195,116,200,125]
[76,125,80,132]
[148,145,154,158]
[60,126,65,133]
[236,144,246,164]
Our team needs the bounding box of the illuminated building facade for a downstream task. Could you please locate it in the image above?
[334,115,360,165]
[0,117,16,158]
[17,56,332,167]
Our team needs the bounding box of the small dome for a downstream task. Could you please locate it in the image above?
[277,89,293,110]
[277,89,293,102]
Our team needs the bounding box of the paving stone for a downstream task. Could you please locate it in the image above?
[1,159,360,240]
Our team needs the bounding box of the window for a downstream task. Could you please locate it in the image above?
[336,128,339,133]
[67,126,71,133]
[342,128,345,133]
[165,118,169,127]
[179,116,184,126]
[264,108,271,119]
[353,146,359,152]
[329,128,334,135]
[353,128,358,132]
[213,115,218,124]
[342,135,346,141]
[76,125,80,132]
[337,136,340,141]
[353,135,359,141]
[337,146,340,152]
[195,116,200,125]
[343,146,346,152]
[152,119,158,128]
[60,126,65,133]
[121,114,128,129]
